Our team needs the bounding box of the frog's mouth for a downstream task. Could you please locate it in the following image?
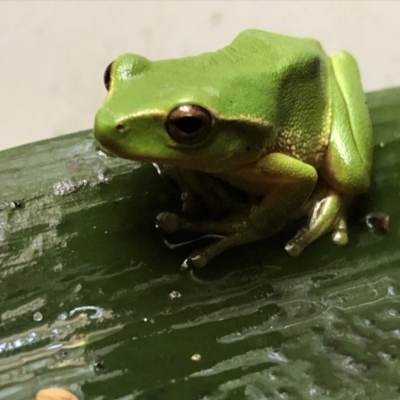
[95,141,119,158]
[94,136,176,166]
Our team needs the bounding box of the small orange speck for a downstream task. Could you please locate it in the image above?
[36,388,78,400]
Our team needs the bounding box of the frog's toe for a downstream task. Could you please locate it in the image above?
[187,250,209,268]
[285,228,311,256]
[332,229,348,245]
[331,216,348,245]
[284,242,303,257]
[156,212,181,233]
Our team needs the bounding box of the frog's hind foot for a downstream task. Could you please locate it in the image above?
[285,190,351,256]
[186,229,261,268]
[186,236,239,268]
[156,212,261,267]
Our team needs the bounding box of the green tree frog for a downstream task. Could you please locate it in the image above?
[94,29,372,268]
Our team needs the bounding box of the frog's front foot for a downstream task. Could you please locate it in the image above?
[156,212,182,234]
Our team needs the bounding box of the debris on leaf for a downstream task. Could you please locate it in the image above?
[36,388,78,400]
[365,212,390,235]
[191,353,201,361]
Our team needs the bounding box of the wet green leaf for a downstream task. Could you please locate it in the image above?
[0,87,399,399]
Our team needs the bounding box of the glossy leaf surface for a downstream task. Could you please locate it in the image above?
[0,87,399,400]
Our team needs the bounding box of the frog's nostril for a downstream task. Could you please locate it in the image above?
[115,123,125,131]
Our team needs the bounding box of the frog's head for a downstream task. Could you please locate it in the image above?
[94,54,272,172]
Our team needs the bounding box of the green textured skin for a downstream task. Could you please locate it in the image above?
[94,30,373,266]
[0,87,398,399]
[94,30,332,171]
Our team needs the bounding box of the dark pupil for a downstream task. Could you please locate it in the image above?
[175,117,203,134]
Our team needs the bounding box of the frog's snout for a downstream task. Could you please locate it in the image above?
[94,109,123,139]
[94,109,123,152]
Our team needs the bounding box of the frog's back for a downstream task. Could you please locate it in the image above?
[222,30,332,167]
[228,29,326,61]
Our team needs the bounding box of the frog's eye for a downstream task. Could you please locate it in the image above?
[103,62,114,91]
[166,105,212,145]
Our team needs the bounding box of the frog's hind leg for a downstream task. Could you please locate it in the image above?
[188,231,261,268]
[285,185,351,256]
[156,212,262,268]
[285,51,373,256]
[320,50,373,195]
[159,153,318,267]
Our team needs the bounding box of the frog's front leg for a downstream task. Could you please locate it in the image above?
[157,164,253,219]
[158,153,318,267]
[285,183,352,256]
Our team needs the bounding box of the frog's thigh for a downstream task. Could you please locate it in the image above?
[321,51,373,195]
[248,153,317,232]
[167,153,317,236]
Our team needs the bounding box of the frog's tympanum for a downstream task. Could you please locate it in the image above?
[94,30,372,267]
